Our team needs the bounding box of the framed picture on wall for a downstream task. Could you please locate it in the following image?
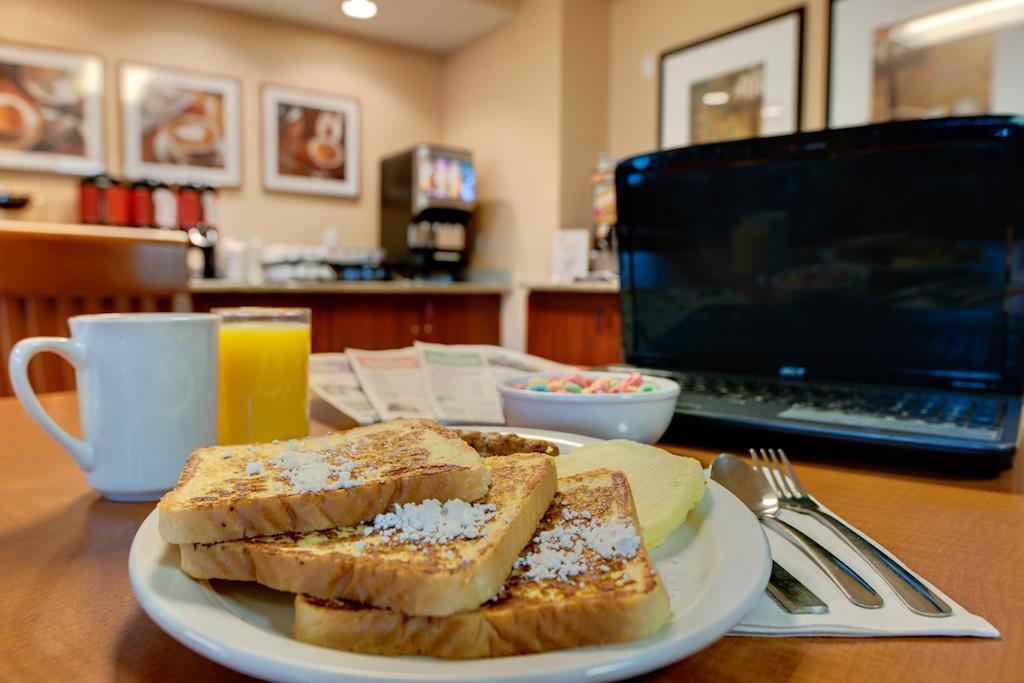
[829,0,1024,128]
[0,42,104,176]
[119,63,241,186]
[658,9,804,148]
[261,84,360,198]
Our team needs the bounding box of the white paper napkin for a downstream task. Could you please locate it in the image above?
[725,470,999,638]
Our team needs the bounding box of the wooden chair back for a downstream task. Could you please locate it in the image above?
[0,222,191,396]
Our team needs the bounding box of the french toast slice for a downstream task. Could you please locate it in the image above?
[159,419,491,544]
[292,469,671,658]
[179,454,556,616]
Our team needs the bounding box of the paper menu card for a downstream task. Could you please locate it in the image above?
[551,228,591,284]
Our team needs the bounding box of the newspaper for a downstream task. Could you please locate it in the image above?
[469,344,576,382]
[414,343,505,424]
[344,347,435,421]
[415,342,575,425]
[308,353,379,426]
[313,344,575,426]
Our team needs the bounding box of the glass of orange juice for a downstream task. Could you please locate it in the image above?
[213,307,311,444]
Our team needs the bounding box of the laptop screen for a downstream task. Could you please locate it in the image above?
[616,117,1024,394]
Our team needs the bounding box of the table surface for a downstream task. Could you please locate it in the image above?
[2,393,1022,682]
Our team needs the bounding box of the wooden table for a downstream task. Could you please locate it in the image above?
[2,393,1021,682]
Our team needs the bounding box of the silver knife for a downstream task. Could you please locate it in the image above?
[767,560,829,614]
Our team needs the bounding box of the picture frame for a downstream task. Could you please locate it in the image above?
[828,0,1024,128]
[0,41,104,176]
[261,84,360,198]
[119,62,241,187]
[658,8,804,149]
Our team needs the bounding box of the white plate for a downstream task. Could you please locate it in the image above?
[129,427,770,683]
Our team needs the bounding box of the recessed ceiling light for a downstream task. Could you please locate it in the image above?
[341,0,378,20]
[702,91,730,106]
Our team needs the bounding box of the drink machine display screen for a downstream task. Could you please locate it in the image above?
[381,144,475,278]
[417,152,476,204]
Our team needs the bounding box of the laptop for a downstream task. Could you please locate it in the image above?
[613,116,1024,468]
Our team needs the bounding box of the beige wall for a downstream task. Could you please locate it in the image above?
[442,0,564,348]
[0,0,444,247]
[440,0,613,349]
[559,0,609,229]
[608,0,829,159]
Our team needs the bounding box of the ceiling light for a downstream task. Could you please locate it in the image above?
[341,0,378,20]
[890,0,1024,48]
[702,91,730,106]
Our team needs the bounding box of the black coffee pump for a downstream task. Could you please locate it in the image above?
[187,183,219,278]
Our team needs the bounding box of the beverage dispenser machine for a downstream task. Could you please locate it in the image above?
[380,144,476,279]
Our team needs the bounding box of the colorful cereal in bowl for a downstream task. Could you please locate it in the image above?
[514,372,659,394]
[498,371,680,443]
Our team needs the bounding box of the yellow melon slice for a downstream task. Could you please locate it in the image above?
[555,440,706,548]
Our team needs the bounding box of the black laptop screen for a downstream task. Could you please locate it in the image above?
[616,117,1024,394]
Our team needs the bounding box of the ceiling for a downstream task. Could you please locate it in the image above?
[185,0,519,54]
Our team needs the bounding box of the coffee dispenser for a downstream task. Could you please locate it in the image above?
[380,145,476,279]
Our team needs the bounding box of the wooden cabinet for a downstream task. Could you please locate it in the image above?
[527,290,623,366]
[419,295,501,345]
[191,290,501,352]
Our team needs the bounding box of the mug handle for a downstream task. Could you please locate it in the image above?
[9,337,94,472]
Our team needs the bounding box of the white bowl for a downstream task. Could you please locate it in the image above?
[497,371,681,443]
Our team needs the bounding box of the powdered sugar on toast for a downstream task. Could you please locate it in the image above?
[514,512,641,582]
[372,499,498,544]
[268,441,364,494]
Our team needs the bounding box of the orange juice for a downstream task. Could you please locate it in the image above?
[216,312,310,445]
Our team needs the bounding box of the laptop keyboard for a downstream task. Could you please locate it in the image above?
[669,374,1006,441]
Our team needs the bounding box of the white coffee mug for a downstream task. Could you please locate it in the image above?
[8,313,219,501]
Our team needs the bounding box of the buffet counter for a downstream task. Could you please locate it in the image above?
[190,279,506,351]
[525,281,619,294]
[190,280,509,296]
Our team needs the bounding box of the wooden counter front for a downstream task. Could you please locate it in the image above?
[191,284,503,351]
[527,287,623,366]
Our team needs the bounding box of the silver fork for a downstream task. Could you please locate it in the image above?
[750,448,953,618]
